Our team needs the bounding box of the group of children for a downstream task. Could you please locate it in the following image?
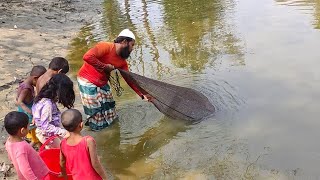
[4,57,107,179]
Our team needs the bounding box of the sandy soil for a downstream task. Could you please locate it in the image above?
[0,0,102,178]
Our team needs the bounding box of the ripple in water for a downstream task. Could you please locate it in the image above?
[275,0,317,11]
[117,101,163,145]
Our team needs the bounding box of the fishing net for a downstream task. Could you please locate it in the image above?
[111,69,215,122]
[109,70,124,97]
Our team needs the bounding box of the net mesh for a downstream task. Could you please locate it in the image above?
[118,69,215,122]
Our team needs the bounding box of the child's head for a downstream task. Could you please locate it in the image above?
[49,57,69,74]
[35,73,75,108]
[61,109,83,132]
[30,65,46,86]
[4,111,29,137]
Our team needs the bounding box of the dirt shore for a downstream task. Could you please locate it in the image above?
[0,0,102,178]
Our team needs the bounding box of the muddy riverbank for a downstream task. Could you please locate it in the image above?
[0,0,103,178]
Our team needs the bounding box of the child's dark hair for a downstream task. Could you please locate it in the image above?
[34,74,75,108]
[48,57,69,74]
[4,111,28,135]
[114,36,134,43]
[30,65,46,77]
[61,109,82,132]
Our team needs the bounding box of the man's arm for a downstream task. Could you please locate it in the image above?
[83,42,111,72]
[120,64,144,98]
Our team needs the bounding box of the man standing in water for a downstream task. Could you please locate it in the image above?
[77,29,146,131]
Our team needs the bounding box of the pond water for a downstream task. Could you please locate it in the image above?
[68,0,320,179]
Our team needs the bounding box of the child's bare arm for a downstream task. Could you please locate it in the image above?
[16,89,32,114]
[87,137,108,180]
[60,149,68,180]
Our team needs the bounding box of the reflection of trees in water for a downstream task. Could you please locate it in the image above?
[101,0,163,76]
[96,116,190,177]
[140,0,166,78]
[67,25,96,76]
[101,0,127,39]
[275,0,320,29]
[68,0,245,76]
[161,0,218,71]
[99,0,244,75]
[91,102,274,179]
[161,0,244,71]
[125,0,167,77]
[314,2,320,28]
[95,115,278,179]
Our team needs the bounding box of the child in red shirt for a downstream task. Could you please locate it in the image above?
[60,109,107,180]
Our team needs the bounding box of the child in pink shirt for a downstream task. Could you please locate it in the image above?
[60,109,107,180]
[4,111,50,180]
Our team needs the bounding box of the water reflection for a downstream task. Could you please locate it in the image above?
[66,0,246,178]
[68,0,244,77]
[90,100,273,179]
[275,0,320,29]
[67,26,96,78]
[93,101,191,178]
[102,0,129,39]
[161,0,244,71]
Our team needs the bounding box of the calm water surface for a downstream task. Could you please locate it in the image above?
[68,0,320,179]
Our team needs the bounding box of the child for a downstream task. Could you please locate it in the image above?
[36,57,69,94]
[4,111,50,180]
[16,65,46,148]
[60,109,107,180]
[32,73,74,145]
